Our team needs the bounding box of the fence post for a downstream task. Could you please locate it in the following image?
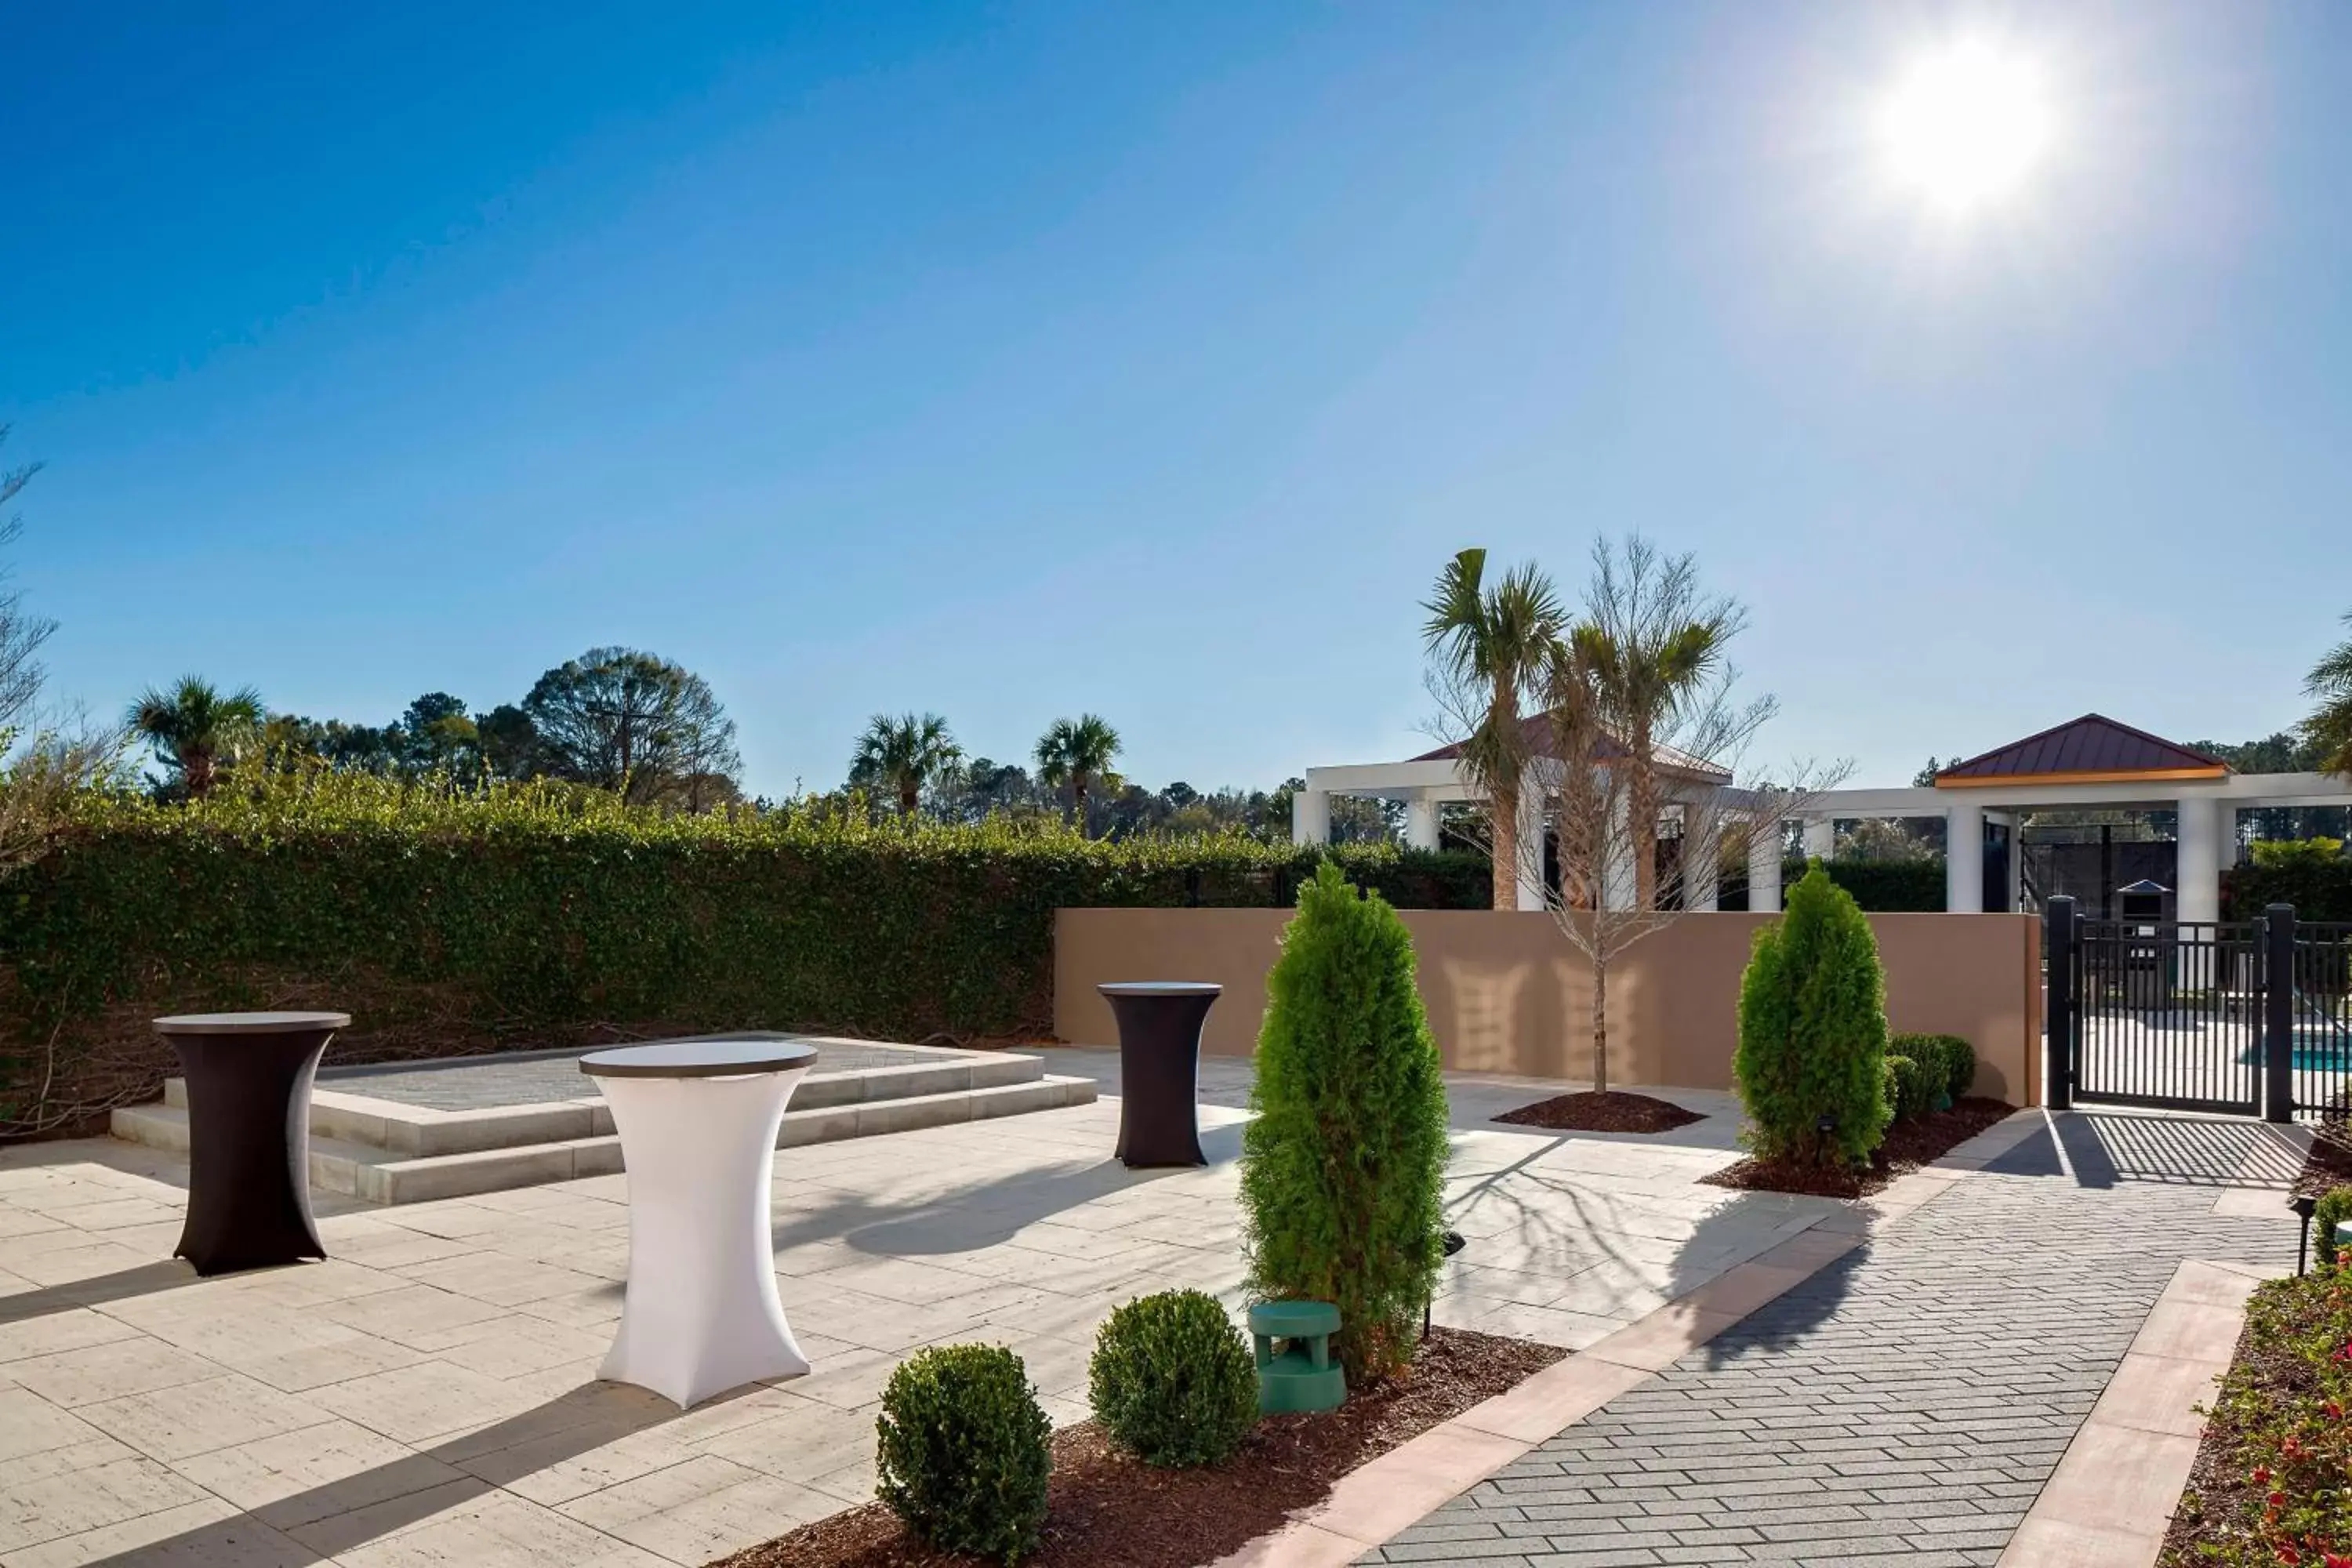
[2046,896,2074,1112]
[2266,902,2298,1124]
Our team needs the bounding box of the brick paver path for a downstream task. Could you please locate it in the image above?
[1364,1112,2303,1567]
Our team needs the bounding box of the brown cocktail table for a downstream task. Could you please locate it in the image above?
[1098,982,1220,1167]
[151,1011,349,1276]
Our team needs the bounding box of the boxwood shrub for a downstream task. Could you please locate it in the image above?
[1884,1054,1936,1122]
[2314,1187,2352,1275]
[1087,1289,1258,1467]
[1892,1033,1975,1104]
[875,1342,1051,1564]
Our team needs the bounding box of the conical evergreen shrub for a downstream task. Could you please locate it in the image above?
[1733,862,1892,1167]
[1241,860,1450,1382]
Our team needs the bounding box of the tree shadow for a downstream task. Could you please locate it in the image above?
[82,1377,734,1566]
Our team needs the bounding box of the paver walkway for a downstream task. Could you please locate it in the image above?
[1361,1111,2305,1567]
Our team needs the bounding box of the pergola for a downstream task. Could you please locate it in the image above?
[1294,713,2352,920]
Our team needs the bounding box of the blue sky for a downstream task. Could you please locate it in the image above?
[6,2,2348,797]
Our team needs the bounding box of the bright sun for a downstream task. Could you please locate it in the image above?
[1879,44,2054,212]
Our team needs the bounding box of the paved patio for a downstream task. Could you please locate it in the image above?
[0,1048,1849,1566]
[1356,1110,2305,1568]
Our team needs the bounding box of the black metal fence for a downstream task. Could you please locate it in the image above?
[2049,898,2352,1123]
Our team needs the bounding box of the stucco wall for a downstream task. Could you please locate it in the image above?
[1054,908,2043,1105]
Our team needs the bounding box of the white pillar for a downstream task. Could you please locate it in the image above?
[1291,787,1330,848]
[1686,816,1720,912]
[1946,801,1984,913]
[1802,818,1834,865]
[2176,793,2222,924]
[1515,767,1546,911]
[2002,814,2024,912]
[1602,789,1637,912]
[1405,794,1440,852]
[1747,815,1782,912]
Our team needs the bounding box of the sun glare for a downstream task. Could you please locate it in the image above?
[1879,43,2053,213]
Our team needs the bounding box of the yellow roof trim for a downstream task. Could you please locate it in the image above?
[1934,766,2229,789]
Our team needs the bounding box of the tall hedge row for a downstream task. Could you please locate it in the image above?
[0,777,1489,1135]
[2227,856,2352,922]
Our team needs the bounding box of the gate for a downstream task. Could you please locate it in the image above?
[2048,897,2352,1122]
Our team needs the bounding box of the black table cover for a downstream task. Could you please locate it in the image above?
[151,1012,348,1276]
[1098,983,1220,1168]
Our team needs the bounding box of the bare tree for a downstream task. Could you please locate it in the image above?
[1426,540,1850,1094]
[0,427,56,735]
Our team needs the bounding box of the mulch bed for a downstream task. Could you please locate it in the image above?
[1491,1091,1705,1135]
[1700,1097,2018,1199]
[712,1327,1566,1568]
[2295,1124,2352,1199]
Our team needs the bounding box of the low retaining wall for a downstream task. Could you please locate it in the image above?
[1054,908,2043,1105]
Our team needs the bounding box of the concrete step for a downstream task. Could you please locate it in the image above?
[113,1073,1098,1206]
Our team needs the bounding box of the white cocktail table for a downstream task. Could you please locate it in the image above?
[579,1036,818,1407]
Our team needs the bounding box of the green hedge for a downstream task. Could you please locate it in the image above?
[2227,855,2352,922]
[0,775,1490,1134]
[1720,858,1947,913]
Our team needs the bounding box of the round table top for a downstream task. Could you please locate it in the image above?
[579,1037,819,1080]
[152,1011,352,1035]
[1097,982,1223,998]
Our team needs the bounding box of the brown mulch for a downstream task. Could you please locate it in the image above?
[2295,1123,2352,1199]
[711,1327,1566,1568]
[1700,1097,2019,1199]
[1491,1091,1705,1135]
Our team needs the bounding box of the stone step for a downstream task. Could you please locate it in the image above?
[113,1073,1098,1206]
[160,1048,1047,1156]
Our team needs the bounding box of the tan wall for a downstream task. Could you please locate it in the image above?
[1054,908,2043,1106]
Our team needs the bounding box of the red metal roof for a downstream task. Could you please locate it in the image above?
[1933,714,2227,784]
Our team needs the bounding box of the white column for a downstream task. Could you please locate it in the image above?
[2003,814,2024,912]
[1404,794,1440,852]
[1291,787,1330,847]
[2176,793,2222,924]
[1747,815,1783,912]
[1602,789,1637,912]
[1686,815,1720,912]
[1946,801,1984,913]
[1515,767,1546,912]
[1802,818,1834,865]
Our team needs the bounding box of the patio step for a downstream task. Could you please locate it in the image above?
[113,1072,1098,1206]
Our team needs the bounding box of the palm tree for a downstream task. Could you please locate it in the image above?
[1422,549,1564,909]
[1034,715,1122,836]
[849,713,961,819]
[127,677,264,799]
[1573,539,1740,909]
[2307,610,2352,779]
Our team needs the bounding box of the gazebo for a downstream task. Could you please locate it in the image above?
[1295,713,2352,920]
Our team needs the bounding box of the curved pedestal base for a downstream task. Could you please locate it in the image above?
[165,1029,333,1276]
[597,1069,811,1408]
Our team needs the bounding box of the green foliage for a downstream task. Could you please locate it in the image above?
[1087,1290,1258,1468]
[1893,1033,1975,1102]
[2166,1271,2352,1563]
[2227,850,2352,922]
[1242,862,1451,1383]
[2314,1188,2352,1276]
[2253,837,2346,869]
[874,1343,1051,1565]
[0,771,1490,1134]
[1883,1054,1936,1121]
[1733,863,1893,1167]
[1811,858,1946,913]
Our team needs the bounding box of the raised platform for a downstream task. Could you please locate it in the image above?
[111,1036,1094,1205]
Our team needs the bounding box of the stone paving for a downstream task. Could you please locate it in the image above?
[1358,1110,2307,1568]
[318,1038,947,1111]
[0,1051,1836,1566]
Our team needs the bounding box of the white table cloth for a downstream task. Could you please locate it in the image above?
[580,1036,818,1408]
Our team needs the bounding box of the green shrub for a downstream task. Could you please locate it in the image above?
[0,770,1492,1134]
[1242,861,1450,1383]
[1893,1033,1974,1103]
[2314,1188,2352,1275]
[1884,1054,1935,1121]
[2227,848,2352,922]
[1733,863,1893,1167]
[1087,1290,1258,1467]
[874,1342,1051,1564]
